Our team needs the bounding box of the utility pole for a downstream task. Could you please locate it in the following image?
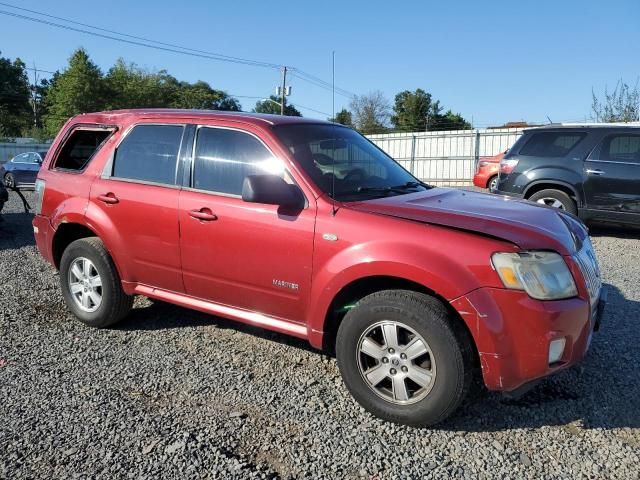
[280,66,287,115]
[30,63,40,129]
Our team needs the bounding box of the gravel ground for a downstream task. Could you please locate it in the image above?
[1,191,639,480]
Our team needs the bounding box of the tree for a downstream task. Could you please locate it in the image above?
[44,48,108,136]
[350,91,390,134]
[253,95,301,116]
[329,108,353,127]
[391,88,441,132]
[105,59,175,109]
[0,52,31,137]
[592,80,640,122]
[172,80,240,111]
[430,110,471,131]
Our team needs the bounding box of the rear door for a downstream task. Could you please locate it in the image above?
[89,123,188,292]
[178,125,315,323]
[10,153,34,184]
[583,131,640,222]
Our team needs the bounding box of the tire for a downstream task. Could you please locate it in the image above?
[528,189,577,215]
[60,237,133,328]
[336,290,474,426]
[487,175,498,192]
[4,173,15,189]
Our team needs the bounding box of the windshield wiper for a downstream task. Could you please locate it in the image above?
[357,181,425,193]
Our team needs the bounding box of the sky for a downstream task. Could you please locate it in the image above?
[0,0,638,127]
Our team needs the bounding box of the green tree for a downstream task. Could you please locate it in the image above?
[431,110,471,131]
[172,80,241,111]
[0,52,31,137]
[350,91,390,134]
[391,88,442,132]
[330,108,353,126]
[105,59,175,109]
[44,48,108,136]
[592,79,640,122]
[253,95,301,116]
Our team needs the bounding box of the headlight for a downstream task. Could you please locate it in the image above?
[492,251,577,300]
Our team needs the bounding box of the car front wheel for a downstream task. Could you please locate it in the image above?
[60,237,133,328]
[528,189,577,215]
[336,290,474,426]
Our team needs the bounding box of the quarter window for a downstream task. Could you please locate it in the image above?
[598,134,640,163]
[193,127,283,195]
[112,125,184,185]
[54,128,113,171]
[519,132,586,157]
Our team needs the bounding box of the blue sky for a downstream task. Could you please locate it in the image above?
[0,0,638,127]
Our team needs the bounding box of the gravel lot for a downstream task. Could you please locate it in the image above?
[1,191,639,479]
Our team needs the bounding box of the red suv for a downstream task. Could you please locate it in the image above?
[33,110,605,426]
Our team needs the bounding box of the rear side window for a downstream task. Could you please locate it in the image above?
[598,134,640,163]
[54,129,112,171]
[519,132,586,157]
[193,127,282,195]
[112,125,184,185]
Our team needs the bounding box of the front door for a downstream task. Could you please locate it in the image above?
[89,123,186,292]
[583,132,640,222]
[179,126,315,323]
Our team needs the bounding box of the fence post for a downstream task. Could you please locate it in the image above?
[410,135,416,175]
[474,129,480,161]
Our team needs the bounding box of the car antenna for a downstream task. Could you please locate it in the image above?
[546,116,553,124]
[331,50,337,216]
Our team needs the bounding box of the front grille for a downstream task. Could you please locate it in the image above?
[574,239,602,306]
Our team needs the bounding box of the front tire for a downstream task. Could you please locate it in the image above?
[60,237,133,328]
[528,189,577,215]
[336,290,474,426]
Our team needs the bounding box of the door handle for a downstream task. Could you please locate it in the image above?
[98,193,119,204]
[189,208,218,221]
[586,169,605,176]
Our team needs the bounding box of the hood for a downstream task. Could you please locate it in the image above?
[346,188,583,255]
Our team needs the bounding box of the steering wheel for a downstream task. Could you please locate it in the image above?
[343,168,367,182]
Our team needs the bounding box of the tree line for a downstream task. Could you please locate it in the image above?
[1,48,479,140]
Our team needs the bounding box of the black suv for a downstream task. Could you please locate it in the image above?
[495,124,640,227]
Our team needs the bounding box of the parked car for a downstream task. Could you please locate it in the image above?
[495,124,640,227]
[1,150,48,189]
[473,151,505,191]
[33,110,605,426]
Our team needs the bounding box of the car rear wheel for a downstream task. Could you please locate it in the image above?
[60,237,133,328]
[528,189,577,215]
[4,173,15,188]
[336,290,474,426]
[487,175,498,192]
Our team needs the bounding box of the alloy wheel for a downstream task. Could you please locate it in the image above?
[68,257,103,313]
[357,321,437,405]
[535,197,566,210]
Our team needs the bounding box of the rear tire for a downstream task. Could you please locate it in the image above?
[487,175,498,192]
[60,237,133,328]
[336,290,474,426]
[528,189,577,215]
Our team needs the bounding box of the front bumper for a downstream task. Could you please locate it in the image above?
[451,286,606,392]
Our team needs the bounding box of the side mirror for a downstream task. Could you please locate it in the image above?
[242,175,305,210]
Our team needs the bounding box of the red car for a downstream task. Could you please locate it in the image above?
[473,151,504,191]
[32,110,605,426]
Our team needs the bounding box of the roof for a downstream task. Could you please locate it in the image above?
[526,122,640,131]
[73,108,331,127]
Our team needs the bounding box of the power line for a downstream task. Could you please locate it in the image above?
[0,2,355,99]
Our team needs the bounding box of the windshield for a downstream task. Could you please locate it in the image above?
[273,124,429,201]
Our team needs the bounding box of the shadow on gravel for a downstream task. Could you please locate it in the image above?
[117,299,319,354]
[590,225,640,239]
[0,211,36,250]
